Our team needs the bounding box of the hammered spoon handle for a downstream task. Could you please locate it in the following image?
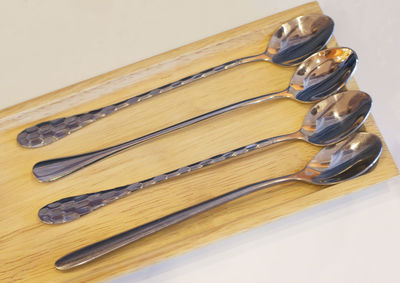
[38,132,300,224]
[17,54,266,148]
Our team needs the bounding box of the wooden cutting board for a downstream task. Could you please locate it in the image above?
[0,2,398,282]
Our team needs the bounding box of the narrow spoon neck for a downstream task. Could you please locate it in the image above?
[256,88,292,103]
[281,131,304,142]
[241,52,271,64]
[253,131,303,152]
[247,174,298,192]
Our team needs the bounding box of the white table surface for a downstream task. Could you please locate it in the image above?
[1,1,399,282]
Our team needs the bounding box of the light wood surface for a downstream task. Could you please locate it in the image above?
[0,2,398,282]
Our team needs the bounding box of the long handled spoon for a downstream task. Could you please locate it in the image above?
[54,132,382,270]
[33,47,357,182]
[38,90,371,224]
[17,14,334,149]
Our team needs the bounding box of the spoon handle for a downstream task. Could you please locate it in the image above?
[33,90,288,182]
[39,132,300,224]
[55,173,295,270]
[17,53,268,149]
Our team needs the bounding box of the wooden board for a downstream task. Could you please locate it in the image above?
[0,2,398,282]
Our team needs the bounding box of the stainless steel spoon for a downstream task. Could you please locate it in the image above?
[54,132,382,270]
[17,14,334,149]
[38,90,371,224]
[33,47,358,182]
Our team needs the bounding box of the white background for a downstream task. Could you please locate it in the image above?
[1,1,399,282]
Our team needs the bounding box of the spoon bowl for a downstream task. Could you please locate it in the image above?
[299,90,372,145]
[299,132,382,185]
[289,47,358,102]
[266,14,334,66]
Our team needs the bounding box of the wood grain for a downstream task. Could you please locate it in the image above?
[0,2,398,282]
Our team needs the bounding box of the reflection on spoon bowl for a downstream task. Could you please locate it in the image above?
[299,90,371,145]
[266,14,334,65]
[299,132,382,185]
[289,48,358,102]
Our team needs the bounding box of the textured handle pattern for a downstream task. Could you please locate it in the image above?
[39,135,287,224]
[17,59,244,148]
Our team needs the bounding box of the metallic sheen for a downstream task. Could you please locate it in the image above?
[33,47,358,182]
[54,132,382,270]
[17,14,334,148]
[38,90,371,224]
